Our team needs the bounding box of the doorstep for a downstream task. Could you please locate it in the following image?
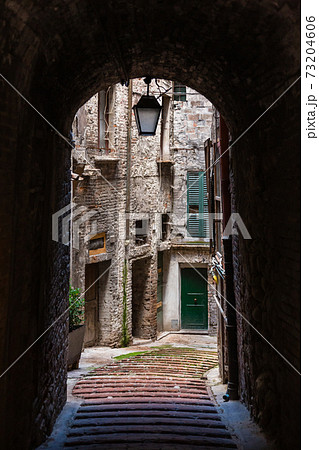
[131,337,155,346]
[157,329,209,340]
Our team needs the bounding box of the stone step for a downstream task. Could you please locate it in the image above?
[67,424,232,438]
[94,359,216,366]
[65,432,237,448]
[86,370,209,381]
[81,396,215,406]
[64,444,224,450]
[74,385,208,392]
[65,348,236,449]
[77,403,220,414]
[89,371,208,378]
[74,410,222,420]
[74,390,209,400]
[74,384,208,393]
[82,375,206,384]
[114,359,217,365]
[72,416,225,428]
[92,367,212,373]
[75,378,205,386]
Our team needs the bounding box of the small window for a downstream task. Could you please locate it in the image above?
[98,91,106,150]
[174,82,186,102]
[135,219,148,245]
[161,214,170,241]
[98,87,114,152]
[89,232,106,256]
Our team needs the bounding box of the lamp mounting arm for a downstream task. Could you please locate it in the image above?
[143,76,152,96]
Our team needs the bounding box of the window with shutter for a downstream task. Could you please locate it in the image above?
[173,82,187,101]
[187,172,209,238]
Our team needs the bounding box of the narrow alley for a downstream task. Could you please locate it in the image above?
[0,1,300,449]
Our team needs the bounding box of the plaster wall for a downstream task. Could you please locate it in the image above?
[162,248,215,333]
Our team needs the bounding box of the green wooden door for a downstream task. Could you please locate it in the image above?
[181,268,208,330]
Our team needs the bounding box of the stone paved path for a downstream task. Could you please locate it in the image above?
[65,347,237,449]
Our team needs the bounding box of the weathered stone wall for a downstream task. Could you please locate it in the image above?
[171,146,206,242]
[173,87,213,151]
[171,88,213,242]
[72,78,216,344]
[0,87,70,447]
[71,83,131,347]
[71,79,165,345]
[230,85,300,449]
[71,165,124,346]
[130,78,172,215]
[132,256,157,338]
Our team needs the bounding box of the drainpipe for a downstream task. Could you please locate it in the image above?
[125,80,132,241]
[220,116,238,400]
[223,235,238,400]
[204,138,213,255]
[220,117,231,231]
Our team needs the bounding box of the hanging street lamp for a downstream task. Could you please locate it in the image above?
[133,76,162,136]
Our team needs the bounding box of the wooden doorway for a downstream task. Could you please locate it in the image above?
[181,268,208,330]
[84,263,99,347]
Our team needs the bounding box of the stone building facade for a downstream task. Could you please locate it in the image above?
[71,79,217,347]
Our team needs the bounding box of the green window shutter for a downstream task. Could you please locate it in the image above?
[187,172,208,238]
[187,172,200,237]
[202,174,209,238]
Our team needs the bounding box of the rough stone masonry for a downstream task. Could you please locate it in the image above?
[71,79,217,347]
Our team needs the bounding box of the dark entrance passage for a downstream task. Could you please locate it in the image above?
[181,268,208,330]
[132,257,156,339]
[84,263,99,347]
[157,252,164,333]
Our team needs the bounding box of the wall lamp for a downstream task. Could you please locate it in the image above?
[133,76,162,136]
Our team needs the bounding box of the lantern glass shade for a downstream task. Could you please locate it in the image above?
[133,95,162,136]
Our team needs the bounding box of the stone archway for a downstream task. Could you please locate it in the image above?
[0,1,300,448]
